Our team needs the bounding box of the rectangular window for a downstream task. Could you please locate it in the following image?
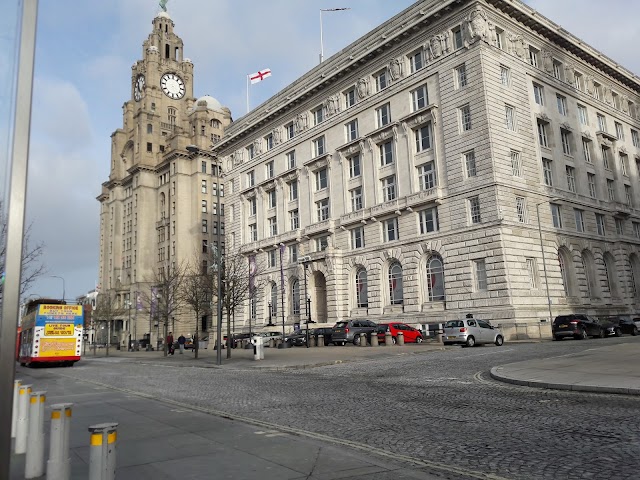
[266,160,274,178]
[313,136,326,157]
[313,106,324,125]
[578,105,588,125]
[632,129,639,147]
[201,180,207,194]
[290,209,299,230]
[537,121,548,147]
[561,129,572,155]
[376,103,391,127]
[469,196,481,224]
[415,123,432,152]
[349,154,361,178]
[529,46,539,67]
[418,161,436,190]
[316,236,329,252]
[268,250,277,268]
[267,189,276,209]
[588,173,597,198]
[607,179,616,201]
[616,122,625,141]
[247,170,255,187]
[495,27,505,49]
[533,83,544,105]
[500,65,510,86]
[315,167,328,190]
[634,222,640,239]
[621,154,629,176]
[285,122,295,140]
[375,70,388,91]
[316,198,330,221]
[597,114,607,132]
[460,105,472,132]
[602,146,611,169]
[594,82,601,100]
[474,259,488,291]
[146,142,152,152]
[268,216,278,237]
[505,105,516,131]
[289,245,298,263]
[452,26,463,49]
[455,64,467,88]
[574,72,583,91]
[625,185,633,206]
[351,227,365,249]
[516,196,528,223]
[596,213,606,236]
[542,158,553,186]
[411,85,428,111]
[286,150,296,169]
[409,50,424,73]
[382,175,396,202]
[380,141,394,166]
[350,187,363,211]
[615,218,624,236]
[464,151,477,178]
[550,203,563,228]
[526,258,537,289]
[344,87,356,108]
[553,60,563,80]
[265,133,274,151]
[220,184,224,197]
[249,197,257,216]
[345,119,358,142]
[202,219,208,233]
[566,166,576,192]
[557,95,567,116]
[582,139,592,163]
[511,151,522,177]
[247,144,255,160]
[383,218,399,241]
[419,207,439,234]
[201,200,207,213]
[289,181,298,201]
[574,209,584,232]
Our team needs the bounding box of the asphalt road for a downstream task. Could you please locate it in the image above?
[18,336,640,480]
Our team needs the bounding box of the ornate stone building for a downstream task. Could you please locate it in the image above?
[214,0,640,339]
[97,10,231,346]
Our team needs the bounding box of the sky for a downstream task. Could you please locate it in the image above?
[18,0,640,301]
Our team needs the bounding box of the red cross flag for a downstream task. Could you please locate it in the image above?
[249,68,272,84]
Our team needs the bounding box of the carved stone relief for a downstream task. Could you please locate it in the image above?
[356,78,370,99]
[389,58,402,81]
[294,112,308,133]
[464,6,490,47]
[508,33,526,60]
[272,127,282,146]
[621,95,629,113]
[560,122,572,131]
[231,149,244,166]
[564,63,575,84]
[427,34,448,62]
[324,93,340,118]
[542,50,554,74]
[603,84,613,105]
[253,138,263,156]
[584,75,595,96]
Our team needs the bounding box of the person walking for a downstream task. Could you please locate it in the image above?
[166,331,174,355]
[178,334,186,354]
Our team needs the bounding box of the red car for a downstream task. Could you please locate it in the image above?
[377,323,423,344]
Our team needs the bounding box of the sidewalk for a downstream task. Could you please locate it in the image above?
[82,340,447,370]
[490,342,640,395]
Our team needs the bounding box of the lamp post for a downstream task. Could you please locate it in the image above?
[267,301,274,326]
[49,275,65,301]
[319,8,351,63]
[536,199,560,326]
[125,299,132,351]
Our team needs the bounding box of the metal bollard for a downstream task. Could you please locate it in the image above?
[435,331,444,344]
[397,331,405,346]
[47,403,73,480]
[308,335,316,347]
[371,331,379,347]
[25,391,47,479]
[317,335,324,347]
[269,338,275,348]
[384,332,393,346]
[88,423,118,480]
[15,384,32,454]
[359,333,367,347]
[11,379,21,439]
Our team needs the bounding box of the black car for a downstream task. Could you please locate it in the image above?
[284,330,308,346]
[605,317,638,336]
[552,314,618,340]
[311,327,333,346]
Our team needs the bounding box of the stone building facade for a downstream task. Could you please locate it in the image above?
[214,0,640,339]
[97,11,231,345]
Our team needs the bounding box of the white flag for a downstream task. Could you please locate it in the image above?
[249,68,272,84]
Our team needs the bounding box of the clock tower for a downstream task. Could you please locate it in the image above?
[98,8,232,348]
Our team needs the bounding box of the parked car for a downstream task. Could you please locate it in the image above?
[377,323,423,344]
[604,317,638,336]
[172,337,194,350]
[311,327,334,346]
[331,319,378,345]
[259,331,283,345]
[223,333,252,348]
[552,314,619,340]
[443,318,504,347]
[284,330,308,347]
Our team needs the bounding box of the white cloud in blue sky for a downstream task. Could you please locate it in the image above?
[24,0,640,300]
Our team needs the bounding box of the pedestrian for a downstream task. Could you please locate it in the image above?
[166,331,174,355]
[178,334,186,354]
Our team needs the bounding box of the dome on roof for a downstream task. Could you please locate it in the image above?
[156,11,171,19]
[196,95,223,112]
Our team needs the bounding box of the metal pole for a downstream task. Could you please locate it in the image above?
[304,263,309,348]
[25,391,46,479]
[47,403,73,480]
[12,379,22,438]
[15,384,32,454]
[50,275,65,301]
[0,2,38,475]
[216,164,223,365]
[537,202,554,325]
[319,9,324,63]
[88,422,118,480]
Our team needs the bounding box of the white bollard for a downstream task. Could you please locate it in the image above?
[88,423,118,480]
[47,403,73,480]
[11,379,21,439]
[15,384,32,454]
[25,391,47,479]
[397,331,405,346]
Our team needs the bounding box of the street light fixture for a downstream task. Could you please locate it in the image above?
[536,198,562,326]
[49,275,65,301]
[267,301,275,326]
[319,8,351,63]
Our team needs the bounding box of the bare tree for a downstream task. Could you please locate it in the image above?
[93,290,125,357]
[181,256,213,359]
[0,200,47,301]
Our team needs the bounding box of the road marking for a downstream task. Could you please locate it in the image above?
[50,371,508,480]
[450,348,514,360]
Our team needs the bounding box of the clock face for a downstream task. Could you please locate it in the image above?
[134,74,145,102]
[160,73,185,100]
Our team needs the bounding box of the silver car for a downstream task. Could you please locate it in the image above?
[443,318,504,347]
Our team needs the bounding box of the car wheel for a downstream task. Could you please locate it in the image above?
[465,336,476,347]
[553,336,563,341]
[598,328,606,339]
[580,328,589,340]
[353,336,360,346]
[415,336,423,344]
[494,335,504,346]
[615,328,622,337]
[633,327,638,336]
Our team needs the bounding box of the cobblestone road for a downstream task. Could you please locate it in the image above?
[22,337,640,479]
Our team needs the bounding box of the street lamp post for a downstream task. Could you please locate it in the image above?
[49,275,65,301]
[267,301,274,326]
[536,200,560,326]
[319,8,351,63]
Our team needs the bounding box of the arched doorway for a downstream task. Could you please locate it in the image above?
[310,271,328,324]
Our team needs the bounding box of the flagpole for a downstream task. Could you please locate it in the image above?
[246,74,249,114]
[319,8,351,64]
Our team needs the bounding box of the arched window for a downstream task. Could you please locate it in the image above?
[630,254,640,299]
[355,268,368,308]
[581,250,598,299]
[602,252,619,298]
[558,247,576,296]
[559,252,569,295]
[291,279,300,314]
[270,282,278,315]
[426,255,445,301]
[389,262,403,305]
